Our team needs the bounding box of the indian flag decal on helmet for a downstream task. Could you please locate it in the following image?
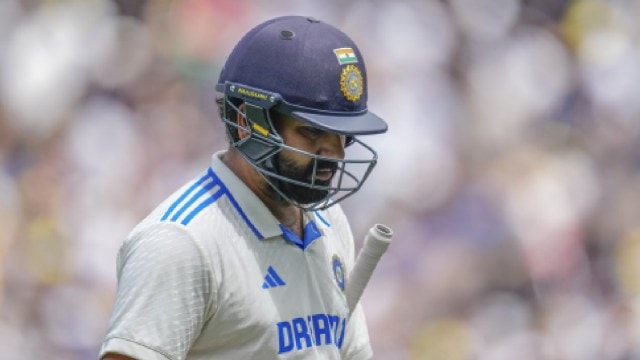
[333,47,358,65]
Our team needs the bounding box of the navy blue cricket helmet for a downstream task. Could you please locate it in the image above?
[216,16,387,210]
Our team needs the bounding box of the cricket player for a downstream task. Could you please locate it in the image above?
[100,15,388,360]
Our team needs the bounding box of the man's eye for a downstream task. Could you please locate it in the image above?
[300,127,325,138]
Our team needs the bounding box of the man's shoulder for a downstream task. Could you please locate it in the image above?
[146,169,234,223]
[125,171,230,242]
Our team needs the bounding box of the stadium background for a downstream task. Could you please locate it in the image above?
[2,0,640,358]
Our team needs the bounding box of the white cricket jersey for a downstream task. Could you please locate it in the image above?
[100,151,373,360]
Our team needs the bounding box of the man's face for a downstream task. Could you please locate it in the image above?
[270,113,346,205]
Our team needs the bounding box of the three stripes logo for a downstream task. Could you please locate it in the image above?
[161,169,225,226]
[262,266,286,289]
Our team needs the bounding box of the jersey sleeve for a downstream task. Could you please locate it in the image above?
[100,223,214,360]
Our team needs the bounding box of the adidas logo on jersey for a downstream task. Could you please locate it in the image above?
[262,266,286,289]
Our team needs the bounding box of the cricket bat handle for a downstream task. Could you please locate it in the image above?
[347,224,393,316]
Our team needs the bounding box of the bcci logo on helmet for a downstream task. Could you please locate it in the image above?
[340,65,363,102]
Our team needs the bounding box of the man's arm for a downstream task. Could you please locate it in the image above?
[99,224,214,359]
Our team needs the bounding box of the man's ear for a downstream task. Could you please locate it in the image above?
[236,103,250,140]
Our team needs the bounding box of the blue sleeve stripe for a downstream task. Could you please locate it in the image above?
[163,167,265,236]
[170,179,218,222]
[161,173,211,221]
[181,187,225,225]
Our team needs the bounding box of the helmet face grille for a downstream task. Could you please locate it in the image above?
[220,94,378,211]
[257,140,379,211]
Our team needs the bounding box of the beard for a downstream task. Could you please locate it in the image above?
[271,152,338,205]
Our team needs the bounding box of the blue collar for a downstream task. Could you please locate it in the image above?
[278,221,322,250]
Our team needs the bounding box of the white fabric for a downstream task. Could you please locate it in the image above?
[100,151,373,360]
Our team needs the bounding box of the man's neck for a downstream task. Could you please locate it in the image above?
[221,149,304,238]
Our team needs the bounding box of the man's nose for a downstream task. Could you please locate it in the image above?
[317,134,345,159]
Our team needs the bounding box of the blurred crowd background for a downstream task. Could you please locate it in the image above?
[1,0,640,359]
